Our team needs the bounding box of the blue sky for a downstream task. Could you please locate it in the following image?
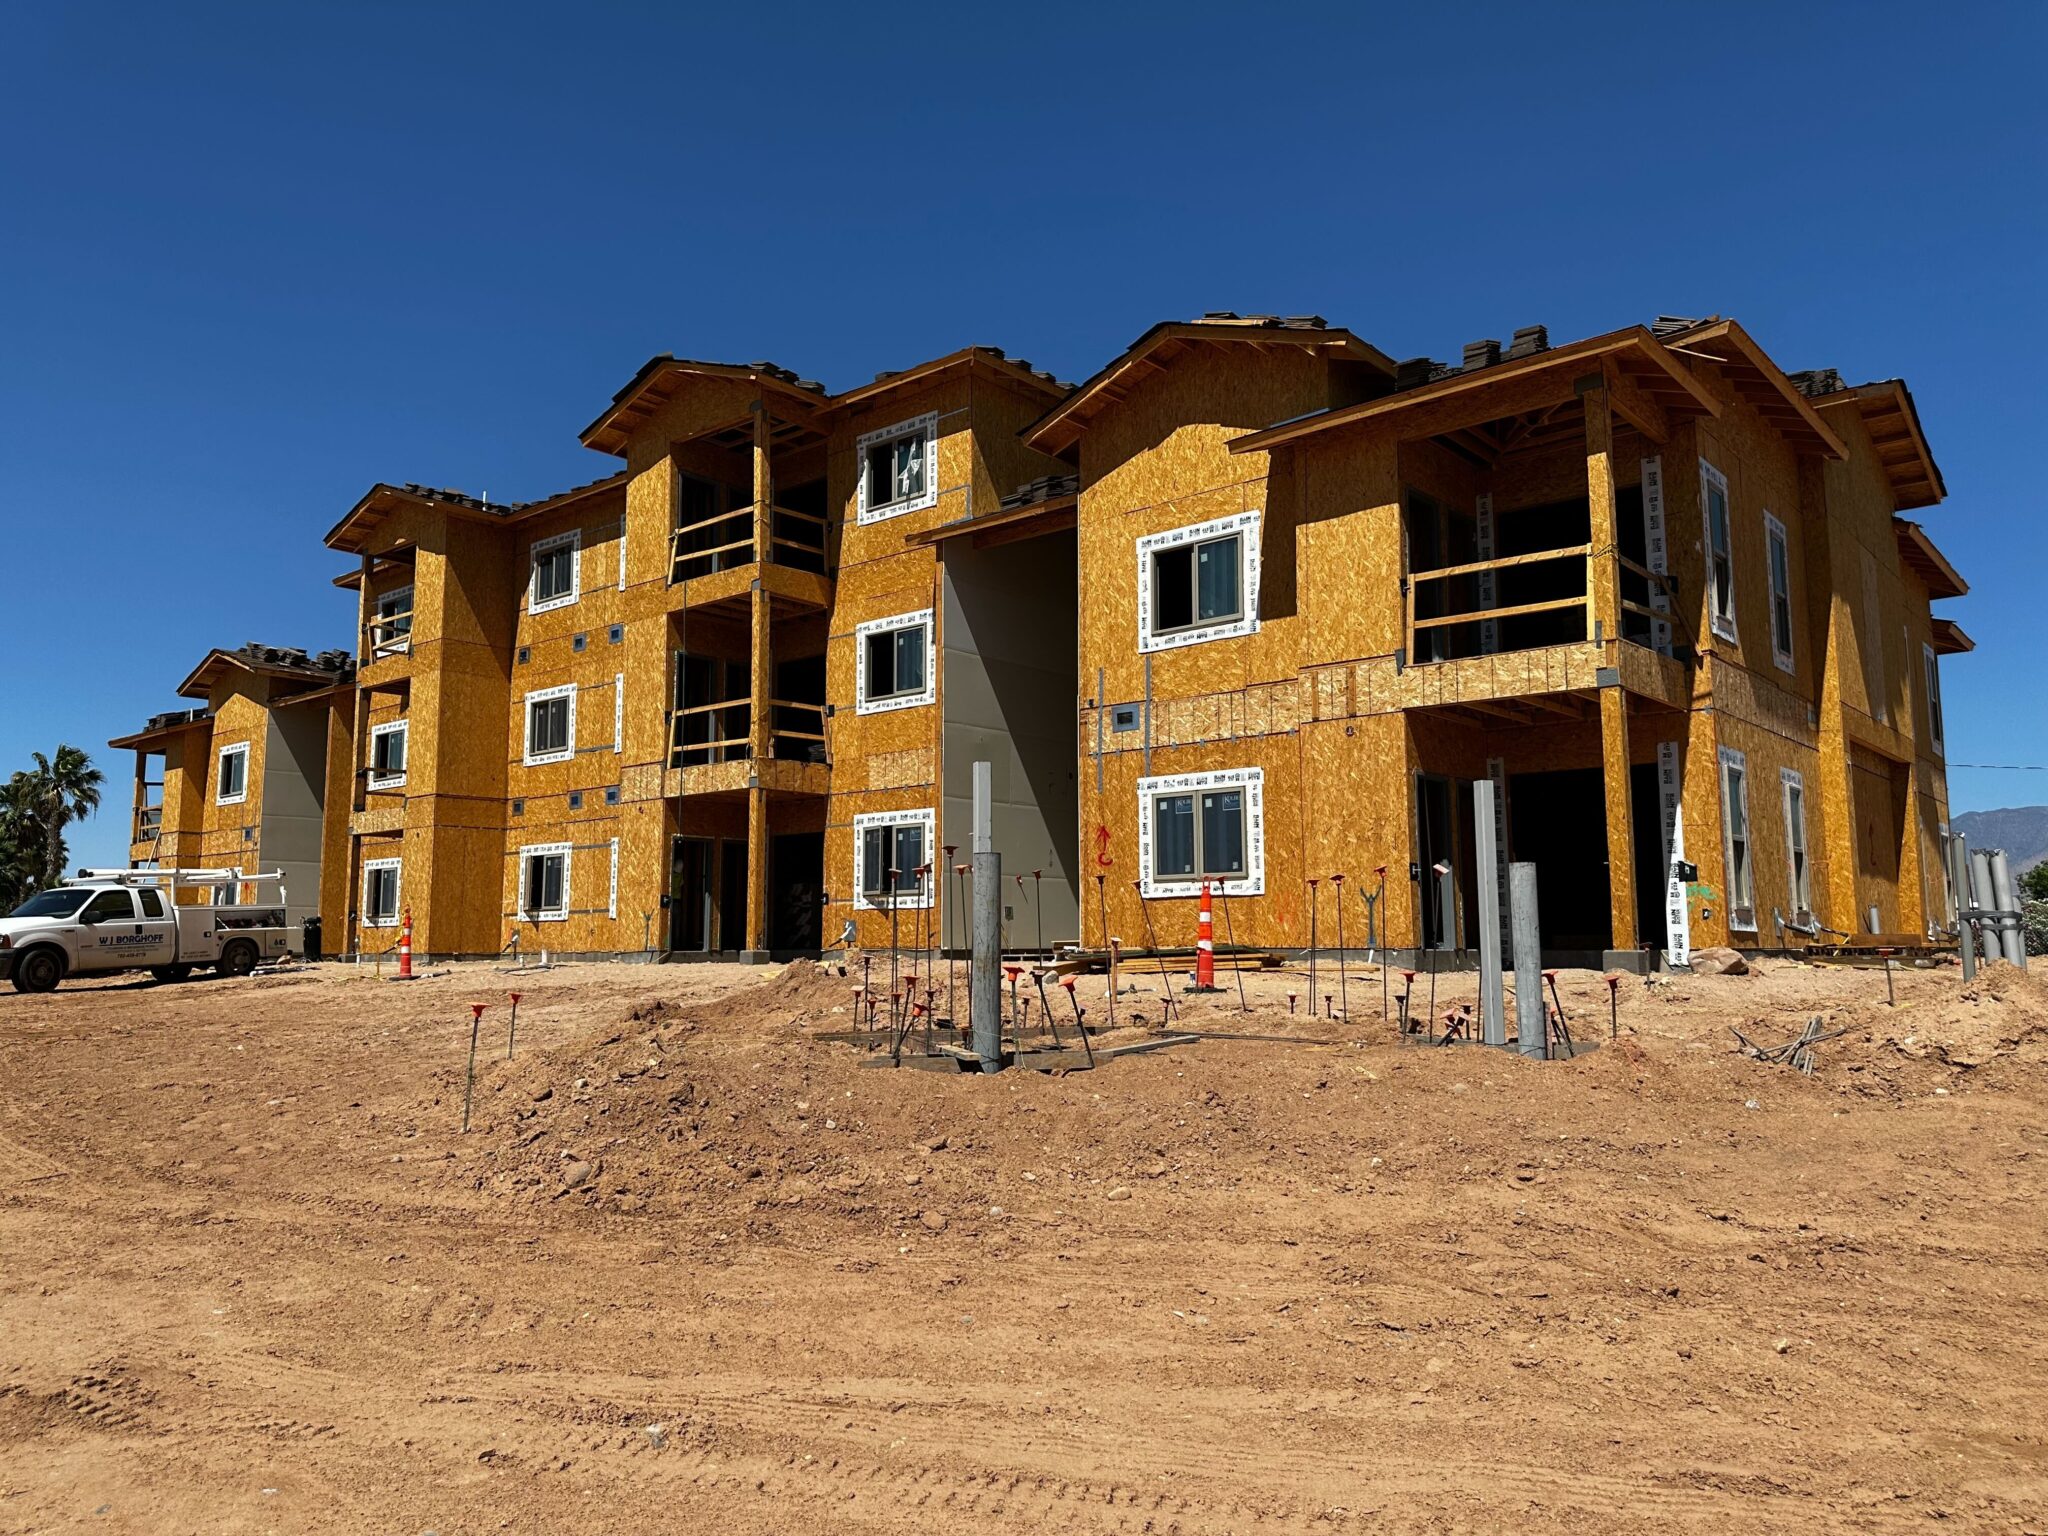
[3,2,2043,871]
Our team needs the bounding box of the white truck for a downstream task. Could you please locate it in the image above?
[0,868,294,993]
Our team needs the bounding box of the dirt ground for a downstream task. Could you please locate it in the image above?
[3,949,2046,1535]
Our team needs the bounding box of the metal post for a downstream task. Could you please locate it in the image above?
[1305,878,1319,1009]
[1474,781,1506,1047]
[463,1004,484,1132]
[1332,873,1349,1023]
[970,761,1003,1072]
[1511,861,1543,1058]
[1950,833,1977,980]
[1218,886,1249,1013]
[1990,849,2027,968]
[1969,850,1998,969]
[1375,866,1389,1020]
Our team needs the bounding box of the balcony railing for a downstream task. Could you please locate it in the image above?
[668,504,828,585]
[667,699,828,770]
[1405,545,1662,664]
[364,612,414,659]
[132,804,163,841]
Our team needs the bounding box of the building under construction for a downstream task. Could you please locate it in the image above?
[112,312,1971,969]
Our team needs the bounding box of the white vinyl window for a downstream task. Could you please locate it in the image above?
[855,413,938,524]
[362,857,402,927]
[1719,746,1755,932]
[1922,643,1944,751]
[1700,461,1737,643]
[367,720,408,789]
[216,743,249,805]
[517,843,571,921]
[1136,510,1263,653]
[852,808,935,910]
[371,585,413,657]
[523,684,576,766]
[855,609,935,714]
[1764,511,1794,673]
[529,530,580,613]
[1781,767,1811,918]
[1138,766,1266,897]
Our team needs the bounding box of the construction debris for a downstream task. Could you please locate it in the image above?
[1731,1015,1849,1075]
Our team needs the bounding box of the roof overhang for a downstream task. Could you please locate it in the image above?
[1930,616,1974,656]
[176,648,350,701]
[1812,379,1945,510]
[108,713,212,751]
[906,491,1078,549]
[1024,319,1397,456]
[580,357,829,457]
[1658,320,1847,459]
[324,473,626,556]
[1895,518,1968,599]
[1227,326,1723,457]
[834,347,1072,410]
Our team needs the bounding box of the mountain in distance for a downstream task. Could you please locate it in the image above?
[1952,806,2048,874]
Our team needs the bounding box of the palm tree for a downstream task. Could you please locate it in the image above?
[0,773,39,908]
[27,746,103,891]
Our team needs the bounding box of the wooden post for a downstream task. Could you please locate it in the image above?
[1583,379,1622,646]
[1600,686,1638,954]
[744,397,774,961]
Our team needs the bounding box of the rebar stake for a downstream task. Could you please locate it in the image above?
[1331,873,1348,1022]
[1218,885,1249,1014]
[1604,973,1621,1040]
[463,1004,485,1133]
[1132,882,1179,1025]
[506,991,522,1060]
[1305,878,1320,1010]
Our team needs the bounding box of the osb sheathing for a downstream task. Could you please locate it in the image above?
[195,683,272,877]
[317,694,356,938]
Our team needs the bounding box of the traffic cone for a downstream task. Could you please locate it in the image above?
[1196,882,1216,991]
[398,905,414,980]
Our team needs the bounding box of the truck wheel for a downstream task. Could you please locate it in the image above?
[10,946,66,994]
[216,940,258,978]
[149,964,193,984]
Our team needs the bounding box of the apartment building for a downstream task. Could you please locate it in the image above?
[110,644,354,929]
[320,347,1075,960]
[114,310,1971,971]
[1042,313,1968,968]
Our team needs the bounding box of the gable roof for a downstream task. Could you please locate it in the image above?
[176,643,355,701]
[1648,319,1847,459]
[1023,315,1396,456]
[833,346,1072,409]
[324,472,627,555]
[1895,518,1968,599]
[1807,377,1945,511]
[579,357,828,456]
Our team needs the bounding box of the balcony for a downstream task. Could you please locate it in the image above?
[667,699,827,770]
[669,503,827,585]
[1405,543,1665,664]
[363,610,413,660]
[132,803,163,841]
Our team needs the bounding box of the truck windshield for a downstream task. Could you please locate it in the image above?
[9,889,92,919]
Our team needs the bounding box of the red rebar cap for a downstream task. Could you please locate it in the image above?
[470,1003,486,1019]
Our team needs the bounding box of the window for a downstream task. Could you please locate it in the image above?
[1922,643,1944,751]
[81,889,135,923]
[368,720,408,789]
[1718,747,1755,931]
[530,530,580,613]
[853,808,935,910]
[855,610,935,714]
[856,413,938,524]
[1138,767,1266,896]
[1136,510,1262,652]
[524,685,576,765]
[372,585,413,656]
[216,743,249,805]
[1700,461,1737,643]
[1150,787,1248,882]
[363,858,402,927]
[137,887,165,918]
[518,844,571,921]
[1764,512,1794,672]
[1781,767,1811,917]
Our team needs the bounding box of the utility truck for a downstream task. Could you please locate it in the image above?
[0,868,293,993]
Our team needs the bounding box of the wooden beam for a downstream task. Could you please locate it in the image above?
[1602,359,1672,444]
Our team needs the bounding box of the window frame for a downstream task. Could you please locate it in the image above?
[1763,510,1794,673]
[523,684,577,766]
[362,857,402,928]
[851,807,936,911]
[1780,766,1811,918]
[216,742,249,805]
[370,584,414,657]
[1136,509,1263,654]
[855,413,939,525]
[1718,745,1756,932]
[1137,766,1266,898]
[1699,460,1738,644]
[854,608,936,715]
[1148,786,1251,886]
[1922,642,1945,751]
[367,719,409,790]
[517,842,572,921]
[529,529,581,614]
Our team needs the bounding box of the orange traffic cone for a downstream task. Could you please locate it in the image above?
[398,905,414,980]
[1196,882,1216,991]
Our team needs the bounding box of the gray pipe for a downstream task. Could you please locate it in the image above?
[970,761,1003,1070]
[1474,780,1505,1046]
[1990,849,2027,968]
[1970,850,1998,966]
[1511,862,1544,1058]
[1951,833,1976,980]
